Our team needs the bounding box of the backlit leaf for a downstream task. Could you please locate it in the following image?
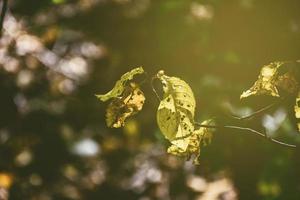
[240,61,299,99]
[241,61,300,132]
[155,70,214,164]
[156,70,196,151]
[106,82,145,128]
[240,62,282,99]
[95,67,144,102]
[167,119,214,165]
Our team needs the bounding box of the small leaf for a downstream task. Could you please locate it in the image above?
[241,61,300,133]
[195,119,214,146]
[95,67,144,102]
[167,119,214,165]
[240,62,282,99]
[106,82,145,128]
[240,61,299,99]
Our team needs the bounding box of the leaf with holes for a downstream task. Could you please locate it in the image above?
[241,61,300,132]
[105,82,145,128]
[240,61,299,99]
[95,67,144,102]
[156,70,196,151]
[167,119,214,165]
[240,62,282,99]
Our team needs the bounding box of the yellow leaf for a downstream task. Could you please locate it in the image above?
[95,67,144,102]
[195,119,214,146]
[105,82,145,128]
[155,70,214,164]
[241,61,300,133]
[167,119,214,165]
[240,62,282,99]
[240,61,299,99]
[156,70,196,151]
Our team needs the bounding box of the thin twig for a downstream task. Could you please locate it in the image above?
[231,103,277,120]
[195,123,297,149]
[151,76,162,101]
[0,0,8,37]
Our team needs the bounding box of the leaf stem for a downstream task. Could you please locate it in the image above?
[151,76,162,101]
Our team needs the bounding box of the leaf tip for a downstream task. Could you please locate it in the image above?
[95,94,106,102]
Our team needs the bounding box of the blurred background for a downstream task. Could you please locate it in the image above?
[0,0,300,199]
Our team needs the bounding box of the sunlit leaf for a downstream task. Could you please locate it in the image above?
[167,119,214,165]
[156,70,196,151]
[240,62,282,99]
[241,61,300,132]
[155,70,215,164]
[240,61,299,99]
[105,82,145,128]
[95,67,144,102]
[195,119,214,147]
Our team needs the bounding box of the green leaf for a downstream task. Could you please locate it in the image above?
[95,67,144,102]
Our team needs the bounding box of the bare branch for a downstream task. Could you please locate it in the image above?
[231,103,277,120]
[195,122,297,149]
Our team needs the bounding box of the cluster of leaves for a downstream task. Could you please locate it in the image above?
[155,70,213,164]
[96,67,214,165]
[241,61,300,131]
[97,61,300,165]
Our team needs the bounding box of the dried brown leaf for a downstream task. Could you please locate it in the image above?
[105,82,145,128]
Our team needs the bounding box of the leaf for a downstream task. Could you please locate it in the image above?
[294,92,300,132]
[240,61,299,99]
[95,67,144,102]
[156,70,196,151]
[196,119,214,146]
[240,62,282,99]
[167,119,214,165]
[241,61,300,132]
[155,70,214,164]
[106,82,145,128]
